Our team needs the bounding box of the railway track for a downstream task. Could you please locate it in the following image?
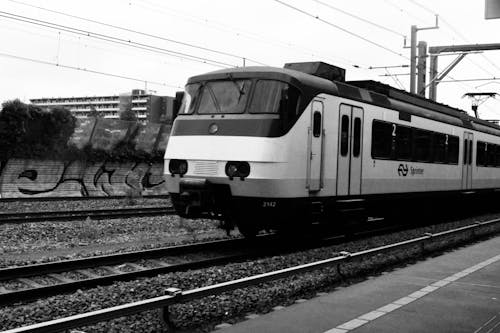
[0,206,176,225]
[3,218,499,333]
[0,215,466,306]
[0,237,275,305]
[0,219,399,306]
[0,195,169,202]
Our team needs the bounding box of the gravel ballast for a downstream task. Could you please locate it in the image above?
[0,197,169,213]
[1,215,498,332]
[0,215,227,268]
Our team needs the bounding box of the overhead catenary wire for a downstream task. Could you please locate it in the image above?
[382,0,500,109]
[0,51,183,88]
[131,0,367,69]
[0,11,235,69]
[272,0,408,60]
[0,21,210,73]
[407,0,500,76]
[403,0,500,117]
[438,77,500,83]
[311,0,406,38]
[385,68,406,90]
[382,0,430,26]
[6,0,269,67]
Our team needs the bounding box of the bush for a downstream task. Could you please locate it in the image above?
[0,100,77,160]
[0,99,165,163]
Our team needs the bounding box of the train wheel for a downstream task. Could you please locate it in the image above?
[237,223,258,239]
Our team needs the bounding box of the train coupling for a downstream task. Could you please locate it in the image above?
[176,178,232,219]
[178,178,210,216]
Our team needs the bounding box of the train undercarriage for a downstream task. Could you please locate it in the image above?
[170,177,500,238]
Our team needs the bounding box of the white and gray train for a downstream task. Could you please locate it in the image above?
[164,62,500,237]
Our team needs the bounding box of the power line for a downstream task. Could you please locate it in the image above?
[404,0,500,116]
[272,0,408,59]
[6,0,268,67]
[382,0,430,26]
[383,0,500,92]
[0,21,211,74]
[0,51,182,88]
[311,0,406,38]
[385,68,406,90]
[407,0,500,75]
[0,11,235,69]
[131,0,367,69]
[438,77,500,83]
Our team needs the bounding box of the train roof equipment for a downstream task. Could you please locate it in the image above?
[185,61,500,137]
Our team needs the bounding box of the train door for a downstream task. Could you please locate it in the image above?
[462,132,473,189]
[307,100,324,192]
[337,104,364,196]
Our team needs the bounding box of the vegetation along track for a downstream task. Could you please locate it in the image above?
[0,206,176,225]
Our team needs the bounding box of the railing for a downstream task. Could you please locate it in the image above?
[3,218,499,333]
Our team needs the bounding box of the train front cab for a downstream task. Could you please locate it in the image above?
[165,68,320,236]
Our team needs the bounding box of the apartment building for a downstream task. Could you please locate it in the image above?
[31,89,174,124]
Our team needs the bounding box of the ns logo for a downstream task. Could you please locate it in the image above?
[398,163,409,177]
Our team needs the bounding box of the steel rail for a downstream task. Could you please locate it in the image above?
[0,253,251,305]
[0,238,249,281]
[3,218,499,333]
[0,236,279,305]
[0,195,169,202]
[0,206,175,225]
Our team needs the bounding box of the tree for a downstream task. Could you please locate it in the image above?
[88,106,101,118]
[0,100,76,159]
[0,99,32,158]
[119,105,137,121]
[46,107,77,153]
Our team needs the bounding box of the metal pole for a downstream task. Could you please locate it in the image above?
[429,55,438,100]
[410,25,417,94]
[417,41,427,97]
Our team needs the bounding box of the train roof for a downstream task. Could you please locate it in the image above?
[187,66,338,100]
[186,64,500,136]
[345,79,500,136]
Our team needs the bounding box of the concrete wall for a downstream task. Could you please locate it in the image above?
[0,159,167,198]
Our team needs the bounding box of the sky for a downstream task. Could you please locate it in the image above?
[1,0,500,119]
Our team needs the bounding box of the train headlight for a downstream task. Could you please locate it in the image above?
[169,159,188,176]
[225,161,250,179]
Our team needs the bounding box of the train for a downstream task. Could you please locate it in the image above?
[164,61,500,237]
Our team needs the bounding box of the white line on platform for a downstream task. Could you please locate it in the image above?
[323,253,500,333]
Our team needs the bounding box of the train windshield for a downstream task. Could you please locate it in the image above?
[248,80,299,114]
[179,79,300,116]
[179,80,251,115]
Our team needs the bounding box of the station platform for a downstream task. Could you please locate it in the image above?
[218,235,500,333]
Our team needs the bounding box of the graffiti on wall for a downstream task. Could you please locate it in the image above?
[0,159,167,198]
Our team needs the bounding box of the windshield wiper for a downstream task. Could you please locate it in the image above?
[227,73,246,102]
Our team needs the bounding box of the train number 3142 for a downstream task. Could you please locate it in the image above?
[262,201,277,208]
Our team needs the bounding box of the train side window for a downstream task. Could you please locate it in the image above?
[433,133,447,163]
[395,125,412,160]
[487,143,496,167]
[469,139,473,165]
[448,136,459,164]
[413,129,432,162]
[464,139,469,165]
[496,145,500,167]
[492,144,497,167]
[477,141,486,166]
[353,117,361,157]
[340,115,349,156]
[313,111,322,138]
[371,120,393,159]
